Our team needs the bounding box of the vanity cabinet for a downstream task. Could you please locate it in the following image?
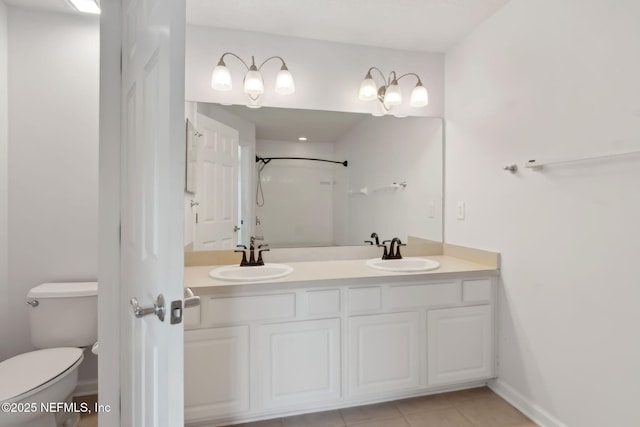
[184,326,250,421]
[348,312,420,396]
[258,318,342,409]
[427,305,493,385]
[184,274,496,426]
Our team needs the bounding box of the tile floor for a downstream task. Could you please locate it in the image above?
[74,395,98,427]
[76,386,537,427]
[218,387,537,427]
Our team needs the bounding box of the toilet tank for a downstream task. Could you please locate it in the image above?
[27,282,98,349]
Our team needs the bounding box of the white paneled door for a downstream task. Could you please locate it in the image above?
[118,0,186,426]
[193,113,239,250]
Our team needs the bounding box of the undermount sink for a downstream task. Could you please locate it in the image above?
[366,257,440,272]
[209,263,293,282]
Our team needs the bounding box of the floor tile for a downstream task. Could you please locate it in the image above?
[281,409,345,427]
[348,416,410,427]
[442,387,496,405]
[226,419,284,427]
[394,394,452,415]
[454,394,531,427]
[340,401,402,425]
[75,394,99,427]
[404,407,474,427]
[507,422,539,427]
[77,413,98,427]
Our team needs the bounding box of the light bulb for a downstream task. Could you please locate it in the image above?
[275,65,295,95]
[243,67,264,98]
[409,83,429,107]
[359,73,378,101]
[211,61,232,91]
[384,81,402,106]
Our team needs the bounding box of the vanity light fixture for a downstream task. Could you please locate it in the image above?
[67,0,100,14]
[298,137,307,141]
[211,52,295,106]
[358,67,429,112]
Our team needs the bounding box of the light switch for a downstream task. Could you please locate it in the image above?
[457,202,465,220]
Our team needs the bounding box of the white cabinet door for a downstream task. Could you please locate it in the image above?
[259,318,341,409]
[348,312,420,397]
[427,305,493,385]
[184,326,250,422]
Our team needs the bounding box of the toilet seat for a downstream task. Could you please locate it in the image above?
[0,347,84,402]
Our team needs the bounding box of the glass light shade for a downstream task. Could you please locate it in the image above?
[359,78,378,101]
[384,83,402,106]
[211,65,232,91]
[275,68,295,95]
[243,69,265,97]
[410,84,429,107]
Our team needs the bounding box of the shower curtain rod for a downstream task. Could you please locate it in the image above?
[256,155,348,167]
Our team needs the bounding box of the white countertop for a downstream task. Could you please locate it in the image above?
[184,255,498,290]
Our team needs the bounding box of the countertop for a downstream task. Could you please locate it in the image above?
[184,255,498,290]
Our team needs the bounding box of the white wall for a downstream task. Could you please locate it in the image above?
[0,0,9,362]
[6,8,99,383]
[186,26,444,118]
[256,139,335,247]
[335,117,443,245]
[445,1,640,426]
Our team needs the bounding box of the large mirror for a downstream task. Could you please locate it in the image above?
[184,102,443,250]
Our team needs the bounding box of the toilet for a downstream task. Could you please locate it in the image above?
[0,282,98,427]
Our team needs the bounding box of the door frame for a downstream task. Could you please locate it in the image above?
[97,0,122,424]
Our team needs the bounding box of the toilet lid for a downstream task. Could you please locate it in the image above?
[0,347,83,402]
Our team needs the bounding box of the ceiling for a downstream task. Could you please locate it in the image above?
[222,105,366,143]
[186,0,511,52]
[6,0,511,52]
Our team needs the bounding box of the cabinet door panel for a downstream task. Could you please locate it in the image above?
[348,312,420,396]
[427,305,493,385]
[260,318,341,409]
[184,326,249,421]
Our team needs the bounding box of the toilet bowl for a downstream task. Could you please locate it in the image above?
[0,282,97,427]
[0,348,84,427]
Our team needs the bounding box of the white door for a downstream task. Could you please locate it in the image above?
[119,0,185,425]
[192,113,239,250]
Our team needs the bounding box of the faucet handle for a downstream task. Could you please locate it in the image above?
[395,242,406,258]
[257,248,270,266]
[234,249,249,266]
[258,244,269,249]
[364,240,373,245]
[236,244,247,249]
[377,244,389,259]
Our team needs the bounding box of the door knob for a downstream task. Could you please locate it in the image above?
[130,294,166,322]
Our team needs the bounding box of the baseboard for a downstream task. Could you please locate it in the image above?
[73,379,98,397]
[489,379,568,427]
